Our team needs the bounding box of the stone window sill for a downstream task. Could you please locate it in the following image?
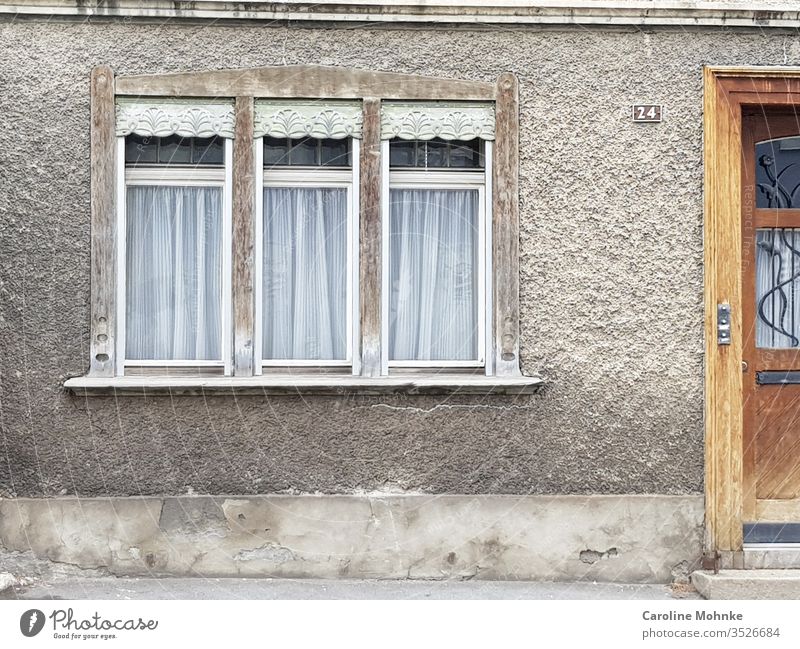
[63,374,543,396]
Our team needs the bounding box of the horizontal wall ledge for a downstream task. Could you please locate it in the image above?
[3,1,800,28]
[63,374,543,396]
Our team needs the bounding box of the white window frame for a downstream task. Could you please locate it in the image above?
[254,137,361,374]
[380,140,493,375]
[115,137,234,376]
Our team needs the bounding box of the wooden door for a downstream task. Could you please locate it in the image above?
[742,110,800,539]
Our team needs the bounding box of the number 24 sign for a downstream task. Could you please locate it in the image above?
[631,104,663,123]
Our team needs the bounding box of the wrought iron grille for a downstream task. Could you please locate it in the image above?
[756,136,800,209]
[756,228,800,348]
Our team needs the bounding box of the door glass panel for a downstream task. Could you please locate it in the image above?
[756,136,800,208]
[756,228,800,348]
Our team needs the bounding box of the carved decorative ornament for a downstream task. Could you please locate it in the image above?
[115,100,236,138]
[381,103,495,141]
[254,102,363,139]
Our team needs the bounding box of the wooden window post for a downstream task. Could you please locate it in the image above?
[359,98,382,377]
[233,96,256,375]
[89,65,117,377]
[493,73,521,377]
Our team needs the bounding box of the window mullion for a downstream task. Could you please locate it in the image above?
[493,73,522,377]
[358,98,384,377]
[89,65,117,378]
[232,96,256,376]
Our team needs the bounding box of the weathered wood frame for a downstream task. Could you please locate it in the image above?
[89,65,116,377]
[85,64,525,389]
[704,66,800,563]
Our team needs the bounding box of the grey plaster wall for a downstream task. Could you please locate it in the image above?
[2,20,795,497]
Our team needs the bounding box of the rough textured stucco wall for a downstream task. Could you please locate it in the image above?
[4,21,796,497]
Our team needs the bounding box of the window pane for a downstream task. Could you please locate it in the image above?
[265,138,351,167]
[389,138,485,169]
[126,186,222,360]
[757,137,800,208]
[320,139,350,166]
[125,135,158,165]
[126,136,224,167]
[289,137,318,165]
[158,135,192,164]
[425,140,449,167]
[756,228,800,348]
[262,187,348,360]
[192,137,224,165]
[389,189,479,361]
[449,141,482,168]
[264,137,291,166]
[389,140,416,167]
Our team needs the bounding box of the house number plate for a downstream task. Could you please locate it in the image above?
[631,104,663,123]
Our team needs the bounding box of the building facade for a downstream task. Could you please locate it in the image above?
[2,1,799,582]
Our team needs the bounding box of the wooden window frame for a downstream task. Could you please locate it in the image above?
[704,66,800,565]
[69,65,539,395]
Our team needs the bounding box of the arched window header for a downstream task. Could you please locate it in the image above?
[115,98,236,139]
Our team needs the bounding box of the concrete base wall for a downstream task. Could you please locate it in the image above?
[0,494,703,583]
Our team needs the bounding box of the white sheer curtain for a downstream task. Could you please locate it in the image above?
[756,228,800,349]
[389,188,478,361]
[262,187,348,360]
[126,186,222,360]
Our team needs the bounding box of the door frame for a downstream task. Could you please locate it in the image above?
[704,66,800,564]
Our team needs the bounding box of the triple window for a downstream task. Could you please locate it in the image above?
[115,99,495,377]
